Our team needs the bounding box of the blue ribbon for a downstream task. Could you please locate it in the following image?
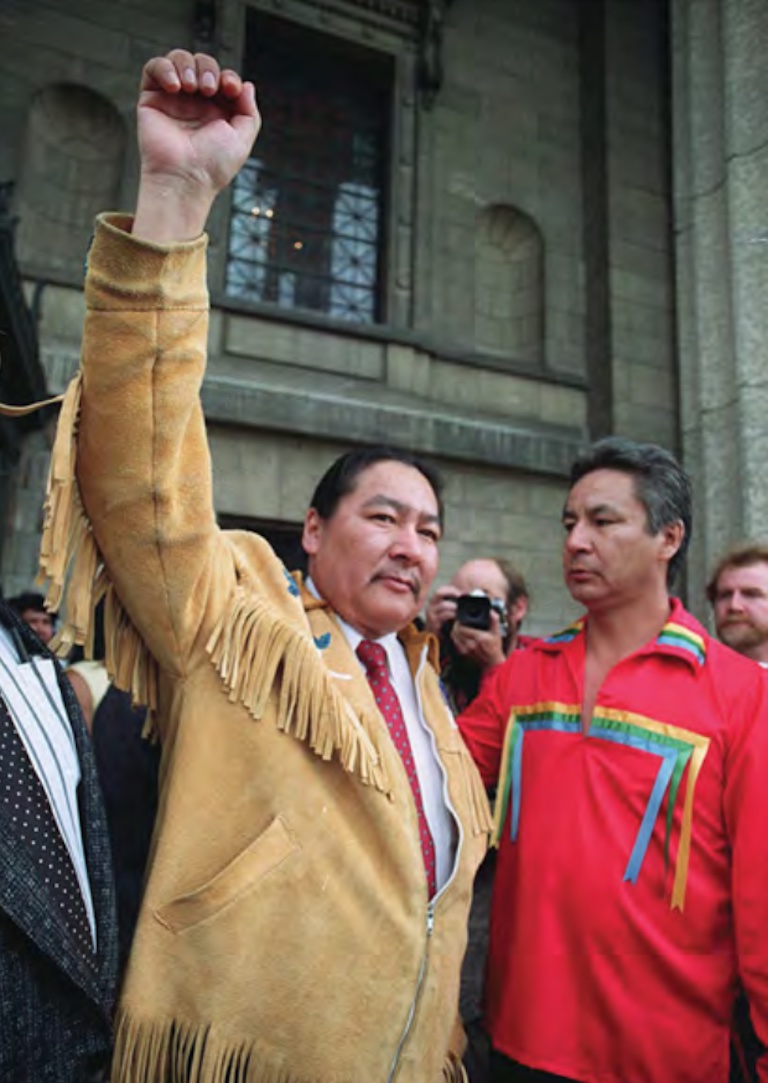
[623,750,677,883]
[510,728,524,840]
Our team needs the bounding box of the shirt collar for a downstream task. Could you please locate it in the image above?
[334,614,400,667]
[537,597,708,671]
[303,575,431,670]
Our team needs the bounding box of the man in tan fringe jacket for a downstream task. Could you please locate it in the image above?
[39,49,491,1083]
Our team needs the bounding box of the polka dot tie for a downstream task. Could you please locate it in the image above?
[0,697,94,956]
[356,640,437,897]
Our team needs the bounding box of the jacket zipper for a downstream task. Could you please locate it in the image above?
[386,646,464,1081]
[413,643,465,887]
[386,901,435,1083]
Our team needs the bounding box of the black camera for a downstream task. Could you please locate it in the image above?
[455,590,508,637]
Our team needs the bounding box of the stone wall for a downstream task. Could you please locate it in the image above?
[0,0,677,634]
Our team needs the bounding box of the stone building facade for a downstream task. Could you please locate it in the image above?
[0,0,737,634]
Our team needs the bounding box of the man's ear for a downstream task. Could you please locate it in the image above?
[302,508,322,557]
[510,595,528,629]
[659,520,685,566]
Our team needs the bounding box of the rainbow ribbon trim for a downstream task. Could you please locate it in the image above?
[543,617,707,666]
[544,618,585,645]
[656,621,706,665]
[492,702,710,911]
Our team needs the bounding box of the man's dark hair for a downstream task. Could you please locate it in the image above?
[309,446,444,525]
[6,590,56,625]
[568,437,692,587]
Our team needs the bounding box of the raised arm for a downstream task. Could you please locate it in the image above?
[64,53,260,679]
[134,49,259,242]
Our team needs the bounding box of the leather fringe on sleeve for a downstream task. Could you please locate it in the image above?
[443,1052,469,1082]
[37,373,160,728]
[454,744,494,839]
[206,584,391,794]
[37,373,391,789]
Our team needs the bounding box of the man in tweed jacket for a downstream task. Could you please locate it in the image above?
[0,596,118,1082]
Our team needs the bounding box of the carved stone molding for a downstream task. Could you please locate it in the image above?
[349,0,421,26]
[417,0,452,108]
[346,0,453,107]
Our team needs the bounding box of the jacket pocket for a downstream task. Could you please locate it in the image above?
[154,815,299,934]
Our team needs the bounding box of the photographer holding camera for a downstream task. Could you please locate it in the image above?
[425,558,530,715]
[425,558,529,1083]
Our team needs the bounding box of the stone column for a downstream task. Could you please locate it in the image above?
[671,0,768,619]
[722,0,768,532]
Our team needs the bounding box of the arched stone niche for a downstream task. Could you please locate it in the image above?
[474,204,544,366]
[15,84,125,275]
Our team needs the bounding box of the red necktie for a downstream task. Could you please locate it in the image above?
[356,639,437,897]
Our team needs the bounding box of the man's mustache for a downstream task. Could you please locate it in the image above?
[372,569,421,597]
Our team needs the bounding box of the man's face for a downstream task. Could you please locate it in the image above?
[302,460,441,639]
[451,559,509,604]
[22,608,54,645]
[451,558,527,637]
[561,468,679,611]
[713,562,768,660]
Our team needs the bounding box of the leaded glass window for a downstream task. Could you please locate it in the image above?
[227,10,392,324]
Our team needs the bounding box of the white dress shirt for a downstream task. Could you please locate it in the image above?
[304,578,457,892]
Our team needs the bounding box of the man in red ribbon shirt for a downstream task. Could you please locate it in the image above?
[457,437,768,1083]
